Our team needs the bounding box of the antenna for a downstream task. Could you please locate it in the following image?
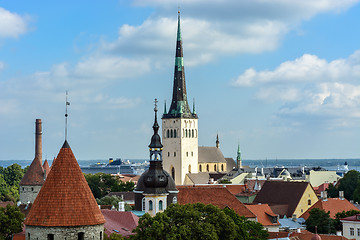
[65,91,70,140]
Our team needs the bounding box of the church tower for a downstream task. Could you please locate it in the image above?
[162,11,198,185]
[236,144,242,169]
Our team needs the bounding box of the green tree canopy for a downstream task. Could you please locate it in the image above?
[0,164,25,202]
[338,170,360,200]
[334,209,360,231]
[84,173,135,199]
[0,204,24,240]
[305,208,336,234]
[131,203,268,240]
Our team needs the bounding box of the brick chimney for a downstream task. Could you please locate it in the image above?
[35,119,42,161]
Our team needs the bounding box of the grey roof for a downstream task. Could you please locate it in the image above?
[278,218,305,230]
[185,172,211,184]
[225,158,236,171]
[198,147,227,163]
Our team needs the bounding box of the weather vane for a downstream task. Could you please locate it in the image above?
[154,98,158,112]
[65,91,70,140]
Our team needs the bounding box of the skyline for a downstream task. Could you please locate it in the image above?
[1,0,360,161]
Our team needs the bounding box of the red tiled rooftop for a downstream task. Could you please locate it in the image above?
[245,204,280,226]
[225,184,246,195]
[300,198,358,219]
[341,213,360,222]
[25,141,105,227]
[268,231,352,240]
[43,159,51,177]
[19,157,44,186]
[177,185,256,218]
[101,210,139,237]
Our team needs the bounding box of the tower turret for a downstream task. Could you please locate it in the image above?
[216,134,219,148]
[236,144,242,169]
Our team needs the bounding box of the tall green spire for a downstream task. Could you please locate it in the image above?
[163,11,197,119]
[164,100,167,115]
[236,144,242,169]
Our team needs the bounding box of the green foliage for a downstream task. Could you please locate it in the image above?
[223,207,268,240]
[0,204,25,240]
[84,173,135,199]
[96,195,132,211]
[305,208,336,234]
[334,210,360,231]
[326,183,339,198]
[218,179,232,184]
[104,232,125,240]
[132,203,268,240]
[338,170,360,200]
[0,164,25,202]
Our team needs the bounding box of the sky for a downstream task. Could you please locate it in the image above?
[1,0,360,161]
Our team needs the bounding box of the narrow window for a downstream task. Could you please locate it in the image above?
[214,165,217,171]
[173,196,177,204]
[171,167,175,180]
[167,129,169,138]
[100,232,103,240]
[192,129,194,138]
[78,232,85,240]
[206,164,209,172]
[159,200,163,210]
[47,234,54,240]
[188,165,191,173]
[199,165,202,172]
[185,129,188,138]
[221,164,224,172]
[186,152,188,157]
[350,228,354,236]
[149,200,153,211]
[308,199,311,205]
[28,233,30,240]
[174,130,177,138]
[168,152,170,157]
[357,228,360,236]
[142,198,145,211]
[31,187,34,191]
[191,152,193,156]
[174,152,176,157]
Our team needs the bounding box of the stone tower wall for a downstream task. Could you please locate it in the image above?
[19,185,42,204]
[26,224,104,240]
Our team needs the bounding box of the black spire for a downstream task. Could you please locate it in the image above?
[163,11,197,119]
[149,99,163,154]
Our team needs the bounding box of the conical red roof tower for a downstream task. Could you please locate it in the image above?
[25,140,105,226]
[43,159,51,177]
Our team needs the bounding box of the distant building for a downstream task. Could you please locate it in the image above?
[24,140,105,239]
[305,170,341,188]
[134,100,178,216]
[341,214,360,240]
[245,203,280,232]
[19,119,47,204]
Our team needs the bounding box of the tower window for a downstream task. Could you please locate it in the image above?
[207,164,209,172]
[149,200,153,211]
[214,165,217,171]
[173,196,177,204]
[78,232,85,240]
[199,165,202,172]
[221,164,224,172]
[159,200,163,211]
[191,152,193,156]
[171,129,173,138]
[192,129,194,138]
[171,167,175,180]
[167,130,169,138]
[100,232,103,240]
[188,165,191,173]
[186,152,188,157]
[174,130,177,138]
[174,152,176,157]
[142,198,145,211]
[168,152,170,157]
[185,129,188,138]
[31,187,34,191]
[47,234,54,240]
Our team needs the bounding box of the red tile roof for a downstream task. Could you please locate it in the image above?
[177,185,256,218]
[225,184,246,195]
[342,213,360,222]
[25,141,105,227]
[101,210,139,237]
[19,157,44,186]
[43,159,51,177]
[0,201,14,208]
[245,204,280,226]
[300,198,358,219]
[268,231,352,240]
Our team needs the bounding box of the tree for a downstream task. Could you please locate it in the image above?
[338,170,360,200]
[326,183,339,198]
[131,203,237,240]
[305,208,336,234]
[0,205,24,240]
[0,164,25,202]
[104,233,125,240]
[334,210,360,231]
[223,207,268,240]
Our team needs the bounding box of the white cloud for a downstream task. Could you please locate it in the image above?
[233,51,360,87]
[0,61,5,71]
[0,7,29,38]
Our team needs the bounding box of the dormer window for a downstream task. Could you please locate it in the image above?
[147,176,152,181]
[159,176,165,181]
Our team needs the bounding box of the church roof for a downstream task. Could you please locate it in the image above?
[198,147,227,163]
[19,157,44,186]
[163,11,196,119]
[25,140,105,227]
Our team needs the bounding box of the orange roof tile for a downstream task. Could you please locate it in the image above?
[19,157,44,186]
[101,210,139,237]
[43,159,51,177]
[25,141,105,227]
[300,198,358,219]
[268,231,352,240]
[245,203,280,226]
[177,185,256,218]
[225,184,246,195]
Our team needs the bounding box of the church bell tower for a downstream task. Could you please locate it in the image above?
[162,11,198,185]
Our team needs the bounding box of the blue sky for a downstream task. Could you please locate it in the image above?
[1,0,360,161]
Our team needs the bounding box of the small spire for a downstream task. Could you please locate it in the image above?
[64,91,70,141]
[164,100,167,114]
[149,99,163,160]
[193,98,196,114]
[216,133,219,148]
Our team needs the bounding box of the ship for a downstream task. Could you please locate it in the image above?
[80,158,138,175]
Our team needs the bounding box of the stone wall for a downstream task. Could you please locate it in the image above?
[26,224,104,240]
[19,185,42,204]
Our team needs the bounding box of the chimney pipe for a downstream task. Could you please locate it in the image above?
[35,119,42,161]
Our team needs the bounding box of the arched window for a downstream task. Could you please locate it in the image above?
[221,164,224,172]
[159,200,163,210]
[174,130,177,138]
[100,232,103,240]
[199,165,202,172]
[192,129,194,138]
[168,152,170,157]
[173,196,177,204]
[185,129,188,138]
[78,232,85,240]
[167,129,170,138]
[47,234,54,240]
[149,200,153,210]
[206,164,209,172]
[170,129,173,138]
[171,167,175,180]
[28,233,30,240]
[142,197,145,211]
[188,164,191,173]
[214,165,217,171]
